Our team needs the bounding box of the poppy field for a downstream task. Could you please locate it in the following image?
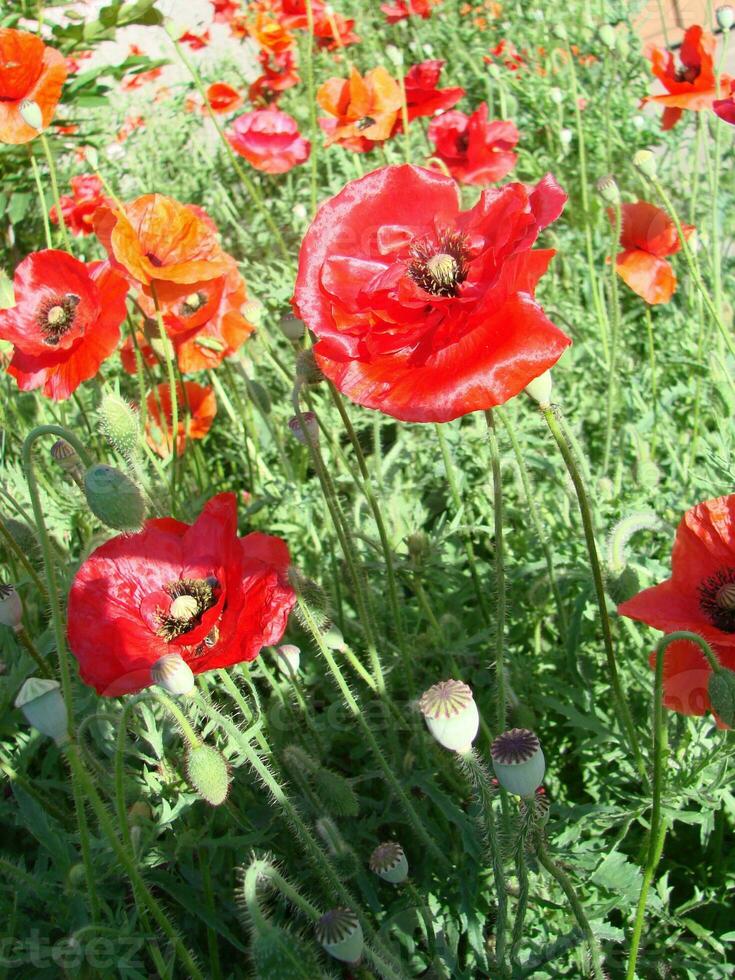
[2,0,735,976]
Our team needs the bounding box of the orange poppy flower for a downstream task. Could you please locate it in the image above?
[145,381,217,457]
[94,195,229,288]
[644,25,732,130]
[0,28,67,144]
[206,82,244,114]
[317,66,402,152]
[610,201,694,305]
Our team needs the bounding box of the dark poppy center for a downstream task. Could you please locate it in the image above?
[181,291,207,316]
[407,230,470,297]
[36,293,81,345]
[698,567,735,632]
[156,576,219,642]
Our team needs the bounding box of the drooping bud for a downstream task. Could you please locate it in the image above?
[151,653,195,696]
[633,149,657,179]
[370,842,408,884]
[288,412,319,446]
[419,679,480,754]
[99,392,141,460]
[185,743,231,806]
[491,728,546,798]
[596,174,621,205]
[598,24,616,50]
[14,677,69,744]
[717,5,735,31]
[524,369,553,407]
[315,908,363,964]
[280,311,305,340]
[0,584,23,631]
[275,643,300,676]
[19,99,43,131]
[84,464,145,531]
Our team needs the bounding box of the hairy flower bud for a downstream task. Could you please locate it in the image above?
[315,908,363,964]
[84,464,145,531]
[491,728,546,797]
[370,842,408,884]
[15,677,69,744]
[419,679,480,753]
[0,584,22,631]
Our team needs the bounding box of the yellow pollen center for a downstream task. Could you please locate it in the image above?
[47,305,66,325]
[170,594,199,620]
[716,583,735,610]
[426,253,457,285]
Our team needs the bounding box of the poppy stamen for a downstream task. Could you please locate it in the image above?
[36,293,81,345]
[407,230,469,297]
[156,577,218,641]
[698,567,735,632]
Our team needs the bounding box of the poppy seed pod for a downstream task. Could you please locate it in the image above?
[419,679,480,753]
[14,677,69,744]
[315,908,363,964]
[84,464,145,531]
[491,728,546,797]
[370,842,408,884]
[524,370,553,407]
[19,99,43,131]
[151,653,195,696]
[287,412,319,446]
[0,584,23,631]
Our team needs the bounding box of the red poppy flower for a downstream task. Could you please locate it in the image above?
[67,493,296,696]
[398,60,464,126]
[180,30,210,50]
[714,78,735,125]
[206,82,244,114]
[293,164,570,423]
[146,381,217,457]
[428,104,519,185]
[644,25,732,130]
[0,28,67,144]
[249,48,300,104]
[610,201,694,305]
[50,175,111,237]
[94,194,229,288]
[227,109,310,173]
[381,0,440,22]
[0,250,128,400]
[318,67,402,152]
[647,640,732,728]
[618,495,735,650]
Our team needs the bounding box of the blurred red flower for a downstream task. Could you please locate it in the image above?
[644,25,732,130]
[67,493,296,696]
[293,164,570,422]
[146,381,217,457]
[206,81,244,113]
[227,108,310,173]
[50,175,110,237]
[619,495,735,649]
[610,201,694,305]
[0,250,128,400]
[0,28,67,144]
[714,78,735,124]
[397,60,464,127]
[428,104,519,185]
[647,640,732,728]
[381,0,440,22]
[318,66,402,152]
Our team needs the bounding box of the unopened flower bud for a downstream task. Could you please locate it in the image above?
[524,370,553,407]
[275,643,301,675]
[717,5,735,31]
[370,842,408,884]
[185,743,231,805]
[598,24,616,50]
[280,311,305,340]
[315,909,363,964]
[419,679,480,753]
[633,149,657,179]
[0,584,22,631]
[491,728,545,797]
[84,464,145,531]
[19,99,43,131]
[15,677,69,744]
[596,174,620,205]
[151,653,195,696]
[288,412,319,445]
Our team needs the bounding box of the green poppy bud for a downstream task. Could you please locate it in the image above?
[84,464,145,531]
[491,728,545,798]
